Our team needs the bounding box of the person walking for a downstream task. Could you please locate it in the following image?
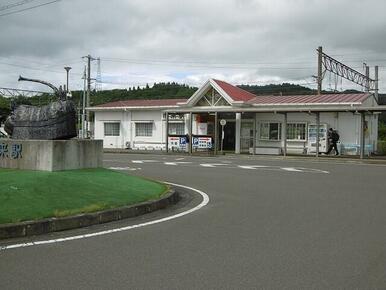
[325,128,340,155]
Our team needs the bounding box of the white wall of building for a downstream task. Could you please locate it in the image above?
[253,112,377,154]
[94,111,126,149]
[131,110,165,150]
[94,109,166,150]
[94,109,378,155]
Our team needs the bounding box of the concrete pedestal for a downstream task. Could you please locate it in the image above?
[0,139,103,171]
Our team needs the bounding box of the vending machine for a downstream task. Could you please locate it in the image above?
[307,124,328,154]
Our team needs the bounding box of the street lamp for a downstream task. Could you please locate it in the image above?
[64,66,72,92]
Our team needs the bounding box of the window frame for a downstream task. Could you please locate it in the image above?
[104,122,120,137]
[259,121,282,141]
[286,122,307,141]
[168,122,185,135]
[135,122,153,137]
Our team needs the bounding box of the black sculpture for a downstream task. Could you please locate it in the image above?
[4,76,77,140]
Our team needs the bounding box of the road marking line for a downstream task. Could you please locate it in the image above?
[109,167,139,171]
[200,163,228,168]
[297,167,330,174]
[238,165,269,170]
[281,167,303,172]
[132,160,158,164]
[164,162,192,166]
[0,182,210,251]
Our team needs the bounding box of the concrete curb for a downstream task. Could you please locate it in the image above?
[0,189,179,240]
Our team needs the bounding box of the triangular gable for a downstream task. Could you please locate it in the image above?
[195,87,231,107]
[179,79,236,107]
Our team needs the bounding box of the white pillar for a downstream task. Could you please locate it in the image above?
[360,112,365,159]
[235,112,241,154]
[283,112,287,156]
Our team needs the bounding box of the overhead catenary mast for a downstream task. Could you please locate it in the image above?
[317,46,377,93]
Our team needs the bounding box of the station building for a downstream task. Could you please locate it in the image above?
[88,79,381,157]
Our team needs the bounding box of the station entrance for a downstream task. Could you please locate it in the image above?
[220,121,235,151]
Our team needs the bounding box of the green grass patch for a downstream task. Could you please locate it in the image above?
[0,168,168,224]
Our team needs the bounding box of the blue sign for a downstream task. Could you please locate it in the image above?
[179,137,187,145]
[193,137,199,146]
[0,143,22,159]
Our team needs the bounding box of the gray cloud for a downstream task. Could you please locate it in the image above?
[0,0,385,93]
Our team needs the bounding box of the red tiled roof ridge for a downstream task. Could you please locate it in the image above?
[212,79,257,102]
[247,93,370,104]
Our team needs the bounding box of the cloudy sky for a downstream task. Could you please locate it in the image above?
[1,0,386,94]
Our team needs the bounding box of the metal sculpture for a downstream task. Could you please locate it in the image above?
[4,76,77,140]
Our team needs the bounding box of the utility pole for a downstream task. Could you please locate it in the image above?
[365,65,370,93]
[375,65,379,101]
[96,57,102,91]
[317,46,323,95]
[82,54,96,136]
[82,65,87,139]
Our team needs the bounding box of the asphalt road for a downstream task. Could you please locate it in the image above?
[1,153,386,289]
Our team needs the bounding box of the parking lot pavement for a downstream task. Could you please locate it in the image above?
[1,152,385,289]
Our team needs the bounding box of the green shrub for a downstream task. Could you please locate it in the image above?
[377,141,386,155]
[379,121,386,141]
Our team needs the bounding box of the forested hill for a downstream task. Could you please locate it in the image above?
[76,82,197,106]
[239,83,315,95]
[0,82,361,123]
[80,82,319,106]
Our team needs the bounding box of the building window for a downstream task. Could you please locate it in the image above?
[168,123,185,135]
[260,122,281,140]
[135,123,153,136]
[104,122,120,136]
[287,123,307,141]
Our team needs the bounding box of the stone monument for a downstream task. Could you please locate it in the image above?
[4,76,77,140]
[0,76,102,171]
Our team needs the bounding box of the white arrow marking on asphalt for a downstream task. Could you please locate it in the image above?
[0,182,210,251]
[200,163,228,168]
[297,168,330,174]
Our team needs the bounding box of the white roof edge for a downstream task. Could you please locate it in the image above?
[163,105,386,113]
[87,105,181,111]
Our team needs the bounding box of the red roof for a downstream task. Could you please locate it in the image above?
[247,93,370,105]
[95,98,188,108]
[212,79,257,102]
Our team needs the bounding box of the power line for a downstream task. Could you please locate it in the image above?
[0,60,83,76]
[100,58,317,70]
[101,56,312,66]
[0,0,61,17]
[0,0,38,11]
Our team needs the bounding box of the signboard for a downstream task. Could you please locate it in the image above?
[192,136,212,149]
[168,136,187,150]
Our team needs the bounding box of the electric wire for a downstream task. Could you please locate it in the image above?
[0,0,61,17]
[0,0,38,11]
